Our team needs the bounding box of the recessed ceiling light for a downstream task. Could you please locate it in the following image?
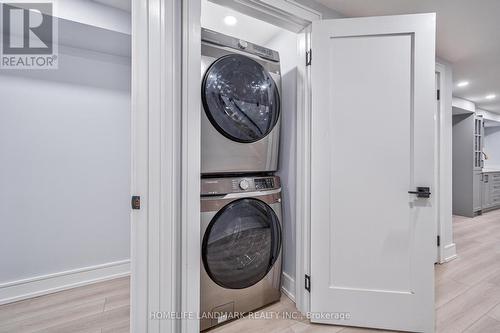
[486,94,496,100]
[223,15,237,26]
[457,81,469,87]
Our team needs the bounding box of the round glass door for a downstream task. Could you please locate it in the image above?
[202,198,281,289]
[202,54,280,143]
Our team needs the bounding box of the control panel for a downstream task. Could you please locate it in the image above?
[201,28,280,62]
[201,176,280,196]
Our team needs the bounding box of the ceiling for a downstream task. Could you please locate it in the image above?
[91,0,283,46]
[315,0,500,113]
[93,0,500,112]
[201,0,284,46]
[93,0,131,12]
[91,0,283,45]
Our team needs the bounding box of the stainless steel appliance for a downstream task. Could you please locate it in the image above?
[200,175,282,330]
[201,28,281,174]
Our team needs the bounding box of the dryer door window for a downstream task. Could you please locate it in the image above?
[202,54,280,143]
[202,198,281,289]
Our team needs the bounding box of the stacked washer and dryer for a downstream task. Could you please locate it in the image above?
[200,28,283,331]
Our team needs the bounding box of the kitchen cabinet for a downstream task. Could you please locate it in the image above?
[482,173,491,209]
[453,114,485,217]
[481,171,500,211]
[473,116,484,214]
[473,171,483,212]
[491,172,500,207]
[474,116,484,169]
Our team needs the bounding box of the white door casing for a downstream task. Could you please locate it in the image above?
[132,1,318,332]
[310,14,436,333]
[435,71,440,263]
[131,0,199,332]
[133,0,440,331]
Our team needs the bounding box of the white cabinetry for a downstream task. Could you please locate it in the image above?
[482,173,492,210]
[474,116,484,169]
[453,114,484,217]
[473,171,483,212]
[483,172,500,211]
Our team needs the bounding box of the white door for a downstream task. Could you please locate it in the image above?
[310,14,436,332]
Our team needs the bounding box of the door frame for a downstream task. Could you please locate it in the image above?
[131,0,320,332]
[131,0,200,332]
[435,68,442,263]
[435,61,457,264]
[131,1,447,332]
[201,0,323,315]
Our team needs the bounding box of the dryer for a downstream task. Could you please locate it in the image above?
[200,175,282,330]
[201,28,281,175]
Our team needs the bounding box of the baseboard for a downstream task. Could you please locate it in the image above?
[281,272,295,302]
[0,259,130,305]
[441,243,458,263]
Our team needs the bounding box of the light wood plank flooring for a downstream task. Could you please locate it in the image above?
[0,277,130,333]
[2,210,500,332]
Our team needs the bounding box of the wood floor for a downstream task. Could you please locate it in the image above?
[0,277,130,333]
[2,210,500,332]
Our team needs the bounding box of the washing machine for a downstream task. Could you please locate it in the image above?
[201,28,281,175]
[200,175,282,330]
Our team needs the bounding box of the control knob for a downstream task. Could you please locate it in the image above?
[238,40,248,49]
[239,179,250,190]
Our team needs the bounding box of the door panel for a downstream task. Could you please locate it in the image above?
[310,14,436,332]
[328,34,412,292]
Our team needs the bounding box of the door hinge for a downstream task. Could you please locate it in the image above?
[131,196,141,210]
[437,89,440,100]
[437,235,440,247]
[305,274,311,292]
[306,49,312,66]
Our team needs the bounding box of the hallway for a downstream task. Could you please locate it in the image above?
[435,211,500,332]
[1,212,500,332]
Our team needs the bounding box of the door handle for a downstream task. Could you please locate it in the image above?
[408,187,431,198]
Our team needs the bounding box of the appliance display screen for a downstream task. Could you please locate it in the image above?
[255,178,274,190]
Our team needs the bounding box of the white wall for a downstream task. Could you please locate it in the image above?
[265,30,300,295]
[50,0,131,34]
[294,0,343,19]
[0,44,131,301]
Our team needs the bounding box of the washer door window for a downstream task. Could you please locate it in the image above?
[202,198,281,289]
[202,54,280,143]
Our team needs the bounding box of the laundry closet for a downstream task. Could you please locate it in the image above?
[133,1,439,331]
[198,1,300,329]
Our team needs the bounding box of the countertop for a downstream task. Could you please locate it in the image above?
[482,169,500,173]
